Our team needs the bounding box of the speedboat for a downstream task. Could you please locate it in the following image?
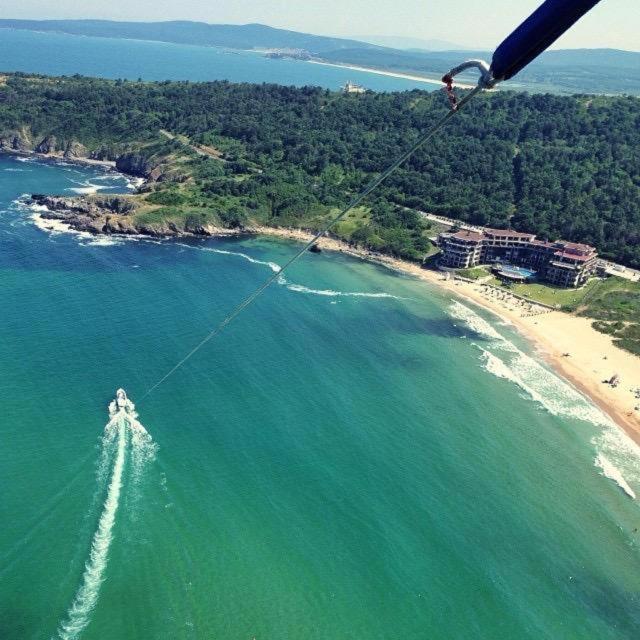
[116,388,128,409]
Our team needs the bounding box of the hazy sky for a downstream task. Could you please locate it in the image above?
[4,1,637,51]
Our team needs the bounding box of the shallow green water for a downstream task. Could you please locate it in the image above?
[1,155,639,639]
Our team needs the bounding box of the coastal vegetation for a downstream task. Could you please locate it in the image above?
[1,73,639,267]
[487,276,640,355]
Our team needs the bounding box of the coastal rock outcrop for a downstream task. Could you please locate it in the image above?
[64,140,88,159]
[90,146,116,161]
[0,129,33,151]
[35,135,56,154]
[115,152,162,180]
[28,194,246,240]
[30,194,139,234]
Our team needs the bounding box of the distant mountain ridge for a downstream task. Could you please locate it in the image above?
[0,19,381,53]
[0,19,639,94]
[353,35,468,51]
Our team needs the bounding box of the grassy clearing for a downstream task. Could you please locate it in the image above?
[504,279,604,309]
[575,277,640,355]
[456,266,492,281]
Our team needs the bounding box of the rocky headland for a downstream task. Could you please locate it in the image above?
[30,194,252,238]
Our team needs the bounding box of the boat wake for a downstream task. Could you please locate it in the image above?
[55,390,155,640]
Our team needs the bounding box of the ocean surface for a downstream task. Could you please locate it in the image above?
[0,28,438,92]
[1,154,640,639]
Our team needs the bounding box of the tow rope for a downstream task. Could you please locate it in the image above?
[139,0,602,402]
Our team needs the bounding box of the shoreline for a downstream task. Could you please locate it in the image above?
[253,226,640,445]
[1,147,117,170]
[306,60,476,89]
[22,183,640,446]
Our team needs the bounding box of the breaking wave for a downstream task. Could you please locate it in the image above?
[285,283,403,299]
[450,300,640,498]
[594,453,636,500]
[177,242,402,300]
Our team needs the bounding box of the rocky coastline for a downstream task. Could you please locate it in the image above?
[29,194,255,239]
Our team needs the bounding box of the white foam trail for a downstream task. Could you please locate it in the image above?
[285,283,403,299]
[128,415,157,485]
[595,453,636,499]
[56,418,126,640]
[55,393,155,639]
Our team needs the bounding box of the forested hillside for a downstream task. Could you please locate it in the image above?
[1,74,639,266]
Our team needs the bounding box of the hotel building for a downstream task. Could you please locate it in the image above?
[438,227,598,288]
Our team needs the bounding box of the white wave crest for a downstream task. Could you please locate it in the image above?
[188,244,282,273]
[286,283,402,299]
[449,301,506,342]
[594,453,636,499]
[454,301,612,427]
[466,300,640,497]
[175,242,404,300]
[82,237,124,247]
[68,183,106,195]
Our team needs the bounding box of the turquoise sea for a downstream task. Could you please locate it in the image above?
[1,154,640,639]
[0,28,438,92]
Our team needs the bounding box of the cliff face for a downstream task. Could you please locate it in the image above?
[0,127,164,178]
[64,140,88,158]
[34,135,56,154]
[115,152,163,180]
[0,128,33,151]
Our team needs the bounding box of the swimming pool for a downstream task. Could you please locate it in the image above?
[494,263,537,280]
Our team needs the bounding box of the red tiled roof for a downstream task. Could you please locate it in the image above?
[450,230,483,242]
[553,251,594,262]
[484,228,536,239]
[553,240,596,255]
[530,239,555,249]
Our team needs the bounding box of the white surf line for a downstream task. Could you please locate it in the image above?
[176,242,404,299]
[56,417,126,640]
[595,453,637,500]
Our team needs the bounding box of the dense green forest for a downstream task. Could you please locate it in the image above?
[1,74,639,266]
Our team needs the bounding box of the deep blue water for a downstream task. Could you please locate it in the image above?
[0,28,439,92]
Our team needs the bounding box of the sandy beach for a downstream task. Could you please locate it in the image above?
[307,60,476,89]
[255,226,640,444]
[26,207,640,444]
